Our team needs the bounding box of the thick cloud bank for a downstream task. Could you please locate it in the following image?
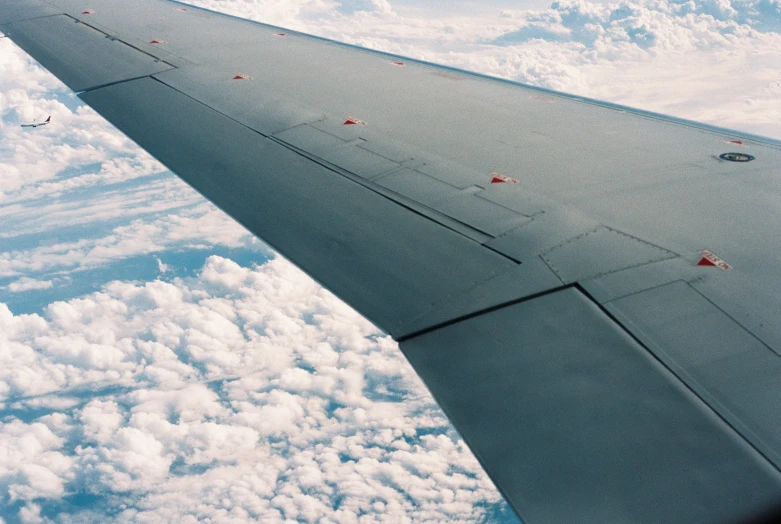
[0,256,506,522]
[1,0,779,522]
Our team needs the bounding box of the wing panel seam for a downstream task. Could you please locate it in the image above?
[0,13,64,27]
[75,73,175,95]
[396,283,574,342]
[67,15,178,66]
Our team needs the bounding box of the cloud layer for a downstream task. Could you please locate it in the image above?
[0,256,506,522]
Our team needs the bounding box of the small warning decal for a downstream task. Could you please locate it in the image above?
[343,117,367,126]
[81,10,95,14]
[490,172,518,184]
[697,250,732,271]
[530,95,556,103]
[389,60,405,67]
[150,39,167,44]
[720,138,746,147]
[274,33,287,37]
[233,73,252,80]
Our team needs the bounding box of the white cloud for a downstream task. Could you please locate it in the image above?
[0,201,260,278]
[0,256,502,521]
[0,419,73,506]
[155,257,170,274]
[6,277,53,292]
[0,153,165,205]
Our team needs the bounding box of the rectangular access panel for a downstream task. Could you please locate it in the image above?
[4,14,173,92]
[400,288,781,523]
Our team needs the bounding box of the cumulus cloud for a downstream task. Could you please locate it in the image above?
[0,256,504,521]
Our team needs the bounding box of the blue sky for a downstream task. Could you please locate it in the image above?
[0,0,780,522]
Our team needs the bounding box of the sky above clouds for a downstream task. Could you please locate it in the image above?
[0,0,780,522]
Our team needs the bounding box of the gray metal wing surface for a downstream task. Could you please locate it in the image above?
[3,1,781,521]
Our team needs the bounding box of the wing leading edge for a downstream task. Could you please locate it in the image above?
[4,1,781,522]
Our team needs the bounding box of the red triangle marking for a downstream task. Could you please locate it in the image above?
[697,250,731,270]
[343,117,366,126]
[233,74,251,80]
[82,10,95,14]
[490,172,518,184]
[729,140,744,145]
[150,39,165,44]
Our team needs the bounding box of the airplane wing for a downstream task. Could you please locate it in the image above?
[4,1,781,522]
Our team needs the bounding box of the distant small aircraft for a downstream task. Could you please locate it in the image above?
[21,116,51,128]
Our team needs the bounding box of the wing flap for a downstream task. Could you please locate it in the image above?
[400,287,781,523]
